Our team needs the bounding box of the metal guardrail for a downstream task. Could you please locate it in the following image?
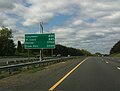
[0,58,40,66]
[0,57,74,76]
[0,57,69,66]
[0,57,70,69]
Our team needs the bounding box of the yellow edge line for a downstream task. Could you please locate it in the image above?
[49,58,88,91]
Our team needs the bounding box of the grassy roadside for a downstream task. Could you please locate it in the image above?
[110,53,120,57]
[0,65,46,79]
[0,57,85,79]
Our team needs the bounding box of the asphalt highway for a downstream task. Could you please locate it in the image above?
[0,57,120,91]
[53,57,120,91]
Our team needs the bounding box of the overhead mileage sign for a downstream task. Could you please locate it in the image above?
[25,33,55,49]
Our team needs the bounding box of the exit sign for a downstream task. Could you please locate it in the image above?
[25,33,55,49]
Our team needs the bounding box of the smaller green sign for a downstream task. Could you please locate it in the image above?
[25,33,55,49]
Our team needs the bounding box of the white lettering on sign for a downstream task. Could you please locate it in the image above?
[26,39,29,41]
[48,38,54,41]
[33,45,38,48]
[47,41,54,43]
[48,35,54,37]
[25,42,34,44]
[29,39,36,41]
[26,36,38,38]
[26,45,32,48]
[47,45,55,47]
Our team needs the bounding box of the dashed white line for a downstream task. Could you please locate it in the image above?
[62,62,66,63]
[117,67,120,70]
[106,61,109,64]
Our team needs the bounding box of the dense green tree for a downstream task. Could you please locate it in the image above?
[94,52,102,56]
[81,49,92,56]
[110,40,120,54]
[53,44,92,56]
[0,26,12,38]
[17,41,22,53]
[19,43,92,57]
[54,44,68,56]
[0,26,15,56]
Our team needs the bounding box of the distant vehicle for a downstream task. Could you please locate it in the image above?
[57,54,61,57]
[67,55,70,57]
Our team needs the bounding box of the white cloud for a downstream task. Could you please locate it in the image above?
[101,12,120,24]
[51,27,76,45]
[19,0,77,26]
[0,0,120,53]
[0,0,16,11]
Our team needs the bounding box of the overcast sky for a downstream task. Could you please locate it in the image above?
[0,0,120,54]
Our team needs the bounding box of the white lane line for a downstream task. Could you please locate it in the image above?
[117,67,120,70]
[49,58,87,91]
[62,62,66,63]
[106,61,109,64]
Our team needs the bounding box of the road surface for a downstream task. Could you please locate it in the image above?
[0,57,120,91]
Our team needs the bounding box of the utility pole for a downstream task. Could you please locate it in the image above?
[39,22,43,61]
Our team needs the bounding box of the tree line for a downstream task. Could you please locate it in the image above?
[0,26,15,56]
[0,26,92,57]
[16,42,92,57]
[110,40,120,54]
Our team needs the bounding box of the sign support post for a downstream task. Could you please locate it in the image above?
[40,49,41,61]
[51,49,53,57]
[39,22,43,61]
[28,49,30,60]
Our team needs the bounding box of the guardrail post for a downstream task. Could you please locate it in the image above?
[8,69,12,74]
[18,67,22,72]
[38,63,41,67]
[6,61,9,65]
[27,65,30,70]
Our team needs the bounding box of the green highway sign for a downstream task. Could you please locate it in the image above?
[25,33,55,49]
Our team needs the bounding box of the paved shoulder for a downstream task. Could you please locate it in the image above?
[53,57,120,91]
[0,58,85,91]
